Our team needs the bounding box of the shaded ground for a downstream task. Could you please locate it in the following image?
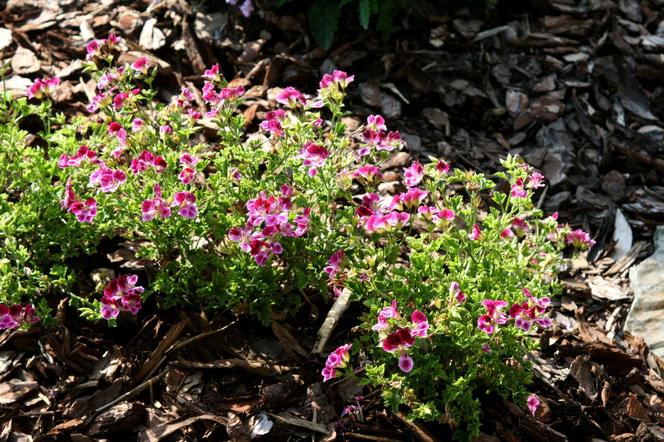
[1,0,664,440]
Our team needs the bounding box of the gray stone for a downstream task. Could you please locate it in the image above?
[624,227,664,358]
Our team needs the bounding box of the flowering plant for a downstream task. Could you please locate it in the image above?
[2,37,595,439]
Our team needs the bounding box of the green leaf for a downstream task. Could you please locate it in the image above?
[308,0,339,50]
[359,0,371,29]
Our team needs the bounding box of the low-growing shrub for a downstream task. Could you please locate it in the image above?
[0,35,594,439]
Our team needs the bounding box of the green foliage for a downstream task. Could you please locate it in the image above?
[279,0,407,49]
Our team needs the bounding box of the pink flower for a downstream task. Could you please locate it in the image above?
[179,167,195,184]
[131,56,149,73]
[410,310,429,338]
[319,70,355,90]
[69,198,98,223]
[101,274,144,318]
[131,118,144,132]
[26,77,60,99]
[202,63,220,80]
[0,304,39,330]
[398,353,414,373]
[58,145,98,168]
[381,327,415,352]
[172,191,198,219]
[89,165,126,193]
[566,229,595,249]
[511,217,529,234]
[527,394,540,417]
[372,300,399,331]
[500,227,515,239]
[219,85,245,101]
[403,161,424,187]
[276,86,307,107]
[106,33,121,46]
[260,110,286,137]
[324,249,345,279]
[468,224,481,241]
[438,208,455,221]
[299,142,330,176]
[477,299,509,335]
[141,184,171,222]
[367,115,386,131]
[528,172,545,189]
[86,40,100,60]
[353,165,383,185]
[511,178,527,198]
[436,160,450,174]
[159,125,172,135]
[450,281,465,304]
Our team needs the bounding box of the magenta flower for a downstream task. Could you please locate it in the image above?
[477,299,509,335]
[372,299,398,331]
[436,160,451,174]
[438,208,455,221]
[260,109,286,137]
[220,85,245,101]
[410,310,429,338]
[468,224,481,241]
[398,353,414,373]
[101,274,144,319]
[511,178,527,198]
[527,394,540,417]
[141,184,171,222]
[26,76,60,99]
[131,56,149,73]
[69,198,98,223]
[85,39,100,60]
[58,145,98,168]
[172,191,198,219]
[299,142,330,177]
[202,63,220,80]
[179,167,195,185]
[500,227,515,239]
[511,217,529,234]
[528,172,545,189]
[89,165,126,193]
[321,343,352,382]
[131,151,166,174]
[403,161,424,187]
[276,86,307,107]
[353,164,383,185]
[566,229,595,249]
[324,249,345,279]
[319,70,354,90]
[450,281,466,304]
[381,327,415,352]
[0,304,39,330]
[366,115,386,131]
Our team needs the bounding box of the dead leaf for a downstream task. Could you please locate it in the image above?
[11,47,40,74]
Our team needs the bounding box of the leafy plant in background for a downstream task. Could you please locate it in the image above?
[271,0,407,49]
[4,34,595,439]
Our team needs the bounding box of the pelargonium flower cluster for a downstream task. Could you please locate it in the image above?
[298,142,329,177]
[260,109,286,137]
[58,145,98,169]
[86,33,121,60]
[100,274,144,319]
[566,229,595,250]
[228,186,310,265]
[372,300,429,373]
[477,288,552,335]
[0,304,39,330]
[358,114,404,156]
[26,76,60,99]
[321,343,352,382]
[61,178,97,223]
